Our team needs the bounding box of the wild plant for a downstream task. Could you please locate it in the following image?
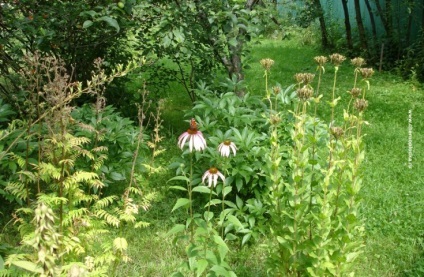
[1,52,157,276]
[265,55,371,276]
[168,116,242,276]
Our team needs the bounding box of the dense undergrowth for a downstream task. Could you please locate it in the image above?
[0,37,423,276]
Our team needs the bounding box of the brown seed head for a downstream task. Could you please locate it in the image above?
[331,127,344,139]
[294,73,315,85]
[314,56,328,66]
[354,98,369,112]
[260,58,275,71]
[360,68,375,79]
[329,53,346,66]
[351,57,366,68]
[349,88,362,98]
[296,86,314,101]
[272,86,281,95]
[270,114,282,125]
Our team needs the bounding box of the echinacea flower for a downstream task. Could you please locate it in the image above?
[218,140,237,157]
[202,167,225,188]
[178,118,206,152]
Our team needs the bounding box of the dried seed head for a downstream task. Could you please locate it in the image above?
[360,68,375,79]
[351,57,366,68]
[294,73,315,85]
[329,53,346,66]
[272,86,281,95]
[296,86,314,101]
[314,56,328,66]
[270,114,281,125]
[354,98,369,112]
[331,127,344,139]
[349,87,362,98]
[260,58,275,71]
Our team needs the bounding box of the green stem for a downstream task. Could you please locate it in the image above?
[205,188,213,257]
[330,66,339,126]
[221,179,226,238]
[189,153,194,241]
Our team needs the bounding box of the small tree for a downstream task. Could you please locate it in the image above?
[135,0,267,99]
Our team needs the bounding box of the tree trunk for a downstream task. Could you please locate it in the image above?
[422,1,424,32]
[354,0,368,52]
[341,0,353,51]
[312,0,330,48]
[385,0,393,35]
[374,0,390,36]
[364,0,377,42]
[406,3,413,46]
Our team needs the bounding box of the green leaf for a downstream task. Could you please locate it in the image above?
[98,16,120,33]
[166,224,185,236]
[171,198,190,212]
[172,29,185,43]
[171,272,185,277]
[213,234,228,248]
[223,185,232,196]
[224,200,237,208]
[168,176,190,183]
[0,255,4,270]
[82,20,93,29]
[204,211,214,221]
[205,250,218,265]
[211,265,230,277]
[235,178,243,191]
[80,10,97,17]
[169,185,187,191]
[113,237,128,251]
[235,195,243,209]
[227,215,243,229]
[192,186,212,194]
[162,35,172,47]
[196,259,208,277]
[110,172,125,181]
[225,233,237,241]
[10,261,43,273]
[241,233,251,246]
[205,199,222,207]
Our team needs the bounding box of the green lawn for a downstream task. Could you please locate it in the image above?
[120,38,424,276]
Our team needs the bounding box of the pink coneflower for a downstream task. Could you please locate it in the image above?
[218,140,237,157]
[202,167,225,188]
[178,118,207,152]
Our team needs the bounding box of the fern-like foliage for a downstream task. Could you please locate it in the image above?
[37,162,62,181]
[94,210,120,228]
[62,208,89,228]
[5,182,29,202]
[93,195,118,210]
[63,171,98,190]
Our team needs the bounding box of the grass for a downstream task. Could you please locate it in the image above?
[118,37,424,276]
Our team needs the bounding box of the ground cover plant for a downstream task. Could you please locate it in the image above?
[0,4,423,276]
